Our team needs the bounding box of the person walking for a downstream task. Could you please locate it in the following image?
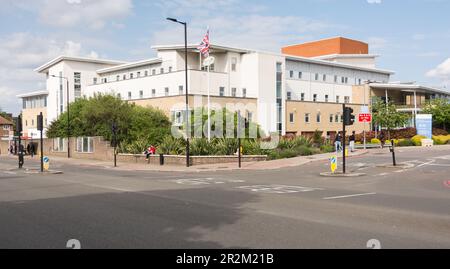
[26,143,31,156]
[349,131,356,152]
[334,133,342,153]
[30,143,35,158]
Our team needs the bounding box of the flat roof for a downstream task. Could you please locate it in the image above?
[285,55,394,75]
[313,54,380,60]
[96,58,163,74]
[152,44,252,54]
[16,90,49,98]
[369,83,450,95]
[35,56,126,73]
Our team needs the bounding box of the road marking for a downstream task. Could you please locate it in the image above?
[377,173,389,176]
[237,185,323,194]
[174,178,215,185]
[323,192,376,200]
[2,171,17,175]
[427,163,450,167]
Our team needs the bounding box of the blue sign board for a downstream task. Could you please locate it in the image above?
[416,114,433,139]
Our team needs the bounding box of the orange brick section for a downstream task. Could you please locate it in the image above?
[282,37,369,58]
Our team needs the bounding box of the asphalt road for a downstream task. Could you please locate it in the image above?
[0,146,449,249]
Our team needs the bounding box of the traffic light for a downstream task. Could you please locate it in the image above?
[16,115,23,135]
[344,107,355,126]
[37,113,44,131]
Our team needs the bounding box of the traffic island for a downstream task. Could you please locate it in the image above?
[23,169,63,175]
[376,163,414,169]
[320,172,366,177]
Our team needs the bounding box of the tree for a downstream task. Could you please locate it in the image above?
[46,94,172,152]
[422,98,450,131]
[372,97,410,139]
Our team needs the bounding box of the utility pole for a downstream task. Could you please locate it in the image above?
[342,104,346,174]
[37,112,44,172]
[238,111,242,168]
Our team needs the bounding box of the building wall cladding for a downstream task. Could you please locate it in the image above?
[21,107,48,137]
[285,101,370,135]
[281,37,369,58]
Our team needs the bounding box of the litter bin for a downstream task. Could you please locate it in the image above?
[159,154,164,166]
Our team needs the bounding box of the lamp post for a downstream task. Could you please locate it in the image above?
[167,17,190,167]
[51,75,71,158]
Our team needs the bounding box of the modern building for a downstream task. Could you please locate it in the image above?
[16,90,49,139]
[21,37,450,140]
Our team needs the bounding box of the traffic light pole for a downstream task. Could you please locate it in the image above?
[342,104,346,174]
[39,112,44,172]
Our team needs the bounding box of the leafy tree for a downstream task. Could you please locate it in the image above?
[422,98,450,131]
[47,94,171,152]
[372,97,409,139]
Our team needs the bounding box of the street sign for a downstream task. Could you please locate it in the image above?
[43,156,50,171]
[360,106,369,114]
[358,113,372,123]
[416,114,433,139]
[330,155,337,173]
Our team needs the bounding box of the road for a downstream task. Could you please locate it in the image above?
[0,146,449,249]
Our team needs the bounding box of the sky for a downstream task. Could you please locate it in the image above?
[1,0,450,115]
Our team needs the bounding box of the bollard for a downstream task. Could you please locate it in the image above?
[159,154,164,166]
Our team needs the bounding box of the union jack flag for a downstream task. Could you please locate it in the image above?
[197,29,210,58]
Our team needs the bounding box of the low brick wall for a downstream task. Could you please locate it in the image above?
[117,154,267,166]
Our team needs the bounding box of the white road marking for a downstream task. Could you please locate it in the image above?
[237,185,323,194]
[426,163,450,167]
[323,192,376,200]
[377,173,389,176]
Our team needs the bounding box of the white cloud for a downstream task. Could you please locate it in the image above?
[427,58,450,79]
[367,0,382,4]
[7,0,133,30]
[366,37,388,50]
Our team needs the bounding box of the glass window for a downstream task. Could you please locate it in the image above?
[168,67,173,73]
[305,113,310,123]
[152,69,156,75]
[123,74,126,80]
[299,72,303,79]
[334,75,338,83]
[74,72,81,98]
[116,75,120,81]
[300,93,305,101]
[325,95,329,102]
[219,87,225,97]
[316,113,321,123]
[77,137,93,153]
[335,114,339,123]
[160,68,164,74]
[53,138,66,152]
[336,95,340,103]
[179,85,184,95]
[287,92,292,100]
[315,73,319,80]
[344,96,350,103]
[139,90,143,98]
[137,72,141,77]
[145,71,148,76]
[289,113,294,123]
[130,73,134,79]
[128,92,132,99]
[152,89,156,97]
[323,74,326,81]
[289,70,294,78]
[231,57,237,71]
[330,114,334,123]
[232,88,237,97]
[165,87,169,96]
[242,88,247,98]
[93,77,98,84]
[313,94,317,102]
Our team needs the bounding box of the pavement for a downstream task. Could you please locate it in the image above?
[0,149,369,172]
[0,145,449,249]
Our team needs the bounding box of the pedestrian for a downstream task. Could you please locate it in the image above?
[379,132,385,148]
[9,145,13,155]
[144,145,155,160]
[26,144,31,156]
[349,131,356,152]
[30,143,35,158]
[334,133,342,153]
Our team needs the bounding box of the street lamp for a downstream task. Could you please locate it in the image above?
[167,17,190,167]
[51,74,71,158]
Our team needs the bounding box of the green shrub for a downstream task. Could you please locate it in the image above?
[397,139,414,147]
[295,145,313,156]
[189,138,214,156]
[242,139,263,155]
[411,135,427,146]
[320,144,335,153]
[432,135,450,145]
[211,138,238,155]
[157,136,185,155]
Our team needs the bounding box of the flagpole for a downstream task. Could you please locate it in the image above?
[207,28,211,142]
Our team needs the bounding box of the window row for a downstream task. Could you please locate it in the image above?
[286,92,350,103]
[288,70,367,85]
[22,96,47,109]
[93,67,174,85]
[289,112,346,124]
[115,87,248,100]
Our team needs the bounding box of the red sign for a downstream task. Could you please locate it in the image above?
[359,113,372,123]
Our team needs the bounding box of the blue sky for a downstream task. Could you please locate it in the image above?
[1,0,450,114]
